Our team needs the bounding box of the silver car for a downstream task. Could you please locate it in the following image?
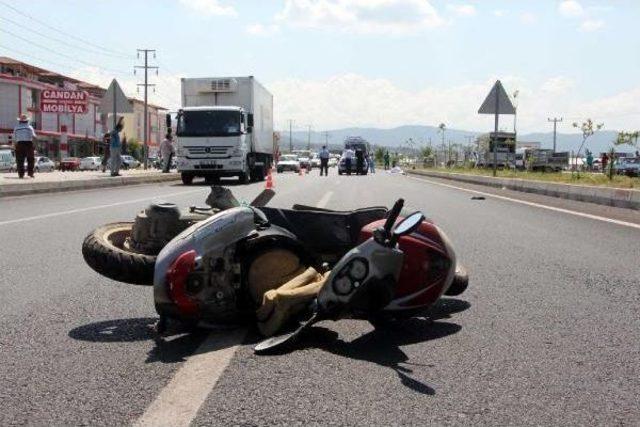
[80,156,102,171]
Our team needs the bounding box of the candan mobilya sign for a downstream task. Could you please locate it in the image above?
[40,90,89,114]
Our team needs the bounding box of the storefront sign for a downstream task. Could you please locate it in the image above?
[41,90,89,114]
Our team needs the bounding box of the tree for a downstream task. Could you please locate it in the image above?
[572,119,604,176]
[374,147,385,163]
[127,138,142,160]
[421,146,433,158]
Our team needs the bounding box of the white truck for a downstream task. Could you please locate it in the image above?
[171,76,274,185]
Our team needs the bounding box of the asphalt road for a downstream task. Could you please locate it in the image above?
[1,170,639,426]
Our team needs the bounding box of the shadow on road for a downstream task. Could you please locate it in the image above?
[68,317,237,364]
[263,298,471,395]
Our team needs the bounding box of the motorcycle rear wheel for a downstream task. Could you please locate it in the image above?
[82,222,156,285]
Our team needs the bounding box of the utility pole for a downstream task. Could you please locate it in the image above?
[287,119,294,152]
[323,131,329,146]
[307,125,312,150]
[135,49,157,170]
[548,117,563,153]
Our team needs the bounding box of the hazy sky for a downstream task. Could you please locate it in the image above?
[1,0,638,134]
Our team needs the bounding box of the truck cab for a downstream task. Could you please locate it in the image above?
[176,106,252,184]
[175,76,274,185]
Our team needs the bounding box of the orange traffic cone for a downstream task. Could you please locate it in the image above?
[266,169,274,189]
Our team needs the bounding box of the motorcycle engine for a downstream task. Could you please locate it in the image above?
[183,246,242,323]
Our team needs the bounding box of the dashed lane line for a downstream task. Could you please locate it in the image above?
[317,191,334,208]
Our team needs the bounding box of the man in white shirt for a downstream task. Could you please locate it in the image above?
[343,148,354,175]
[13,114,37,179]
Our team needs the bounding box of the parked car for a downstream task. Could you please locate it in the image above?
[616,157,640,177]
[60,157,81,171]
[328,157,338,168]
[79,156,102,171]
[121,155,140,169]
[310,154,321,168]
[297,155,312,170]
[108,155,140,170]
[276,154,301,173]
[34,156,55,172]
[0,149,14,172]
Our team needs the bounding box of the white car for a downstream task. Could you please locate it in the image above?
[34,156,55,172]
[80,156,102,171]
[328,157,337,167]
[0,149,13,171]
[311,155,321,168]
[276,154,301,173]
[121,155,140,169]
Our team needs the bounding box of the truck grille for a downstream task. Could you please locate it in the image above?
[185,146,231,157]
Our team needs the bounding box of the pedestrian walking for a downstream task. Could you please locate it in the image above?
[343,148,354,175]
[601,153,608,174]
[160,133,175,173]
[13,114,36,179]
[101,133,110,173]
[109,117,124,177]
[383,151,390,170]
[318,145,330,176]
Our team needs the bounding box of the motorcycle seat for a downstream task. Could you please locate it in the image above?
[260,206,387,255]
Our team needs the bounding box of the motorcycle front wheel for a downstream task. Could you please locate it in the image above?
[82,222,156,285]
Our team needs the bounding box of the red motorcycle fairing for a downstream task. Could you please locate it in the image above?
[359,219,455,310]
[166,250,199,316]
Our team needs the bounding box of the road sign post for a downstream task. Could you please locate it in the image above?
[478,80,516,177]
[99,79,133,136]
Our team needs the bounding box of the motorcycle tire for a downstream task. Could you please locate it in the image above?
[82,222,156,286]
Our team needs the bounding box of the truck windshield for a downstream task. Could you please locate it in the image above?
[177,110,242,137]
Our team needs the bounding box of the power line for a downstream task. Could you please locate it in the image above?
[0,15,132,61]
[0,0,133,59]
[0,27,129,76]
[0,43,76,72]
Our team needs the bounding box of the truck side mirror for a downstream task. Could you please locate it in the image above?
[165,113,172,129]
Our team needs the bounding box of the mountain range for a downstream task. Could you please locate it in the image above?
[282,125,634,155]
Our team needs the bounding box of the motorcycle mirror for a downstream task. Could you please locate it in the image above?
[392,212,424,237]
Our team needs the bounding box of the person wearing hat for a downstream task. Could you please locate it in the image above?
[13,114,37,178]
[109,117,124,177]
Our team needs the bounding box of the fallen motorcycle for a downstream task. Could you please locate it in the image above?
[82,187,468,340]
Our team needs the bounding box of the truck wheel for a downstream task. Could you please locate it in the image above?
[82,222,156,285]
[239,172,250,184]
[181,173,194,185]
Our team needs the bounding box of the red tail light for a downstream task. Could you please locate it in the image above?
[167,250,199,316]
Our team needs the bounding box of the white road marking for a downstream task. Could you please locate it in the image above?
[0,189,204,227]
[317,191,334,209]
[134,329,246,427]
[408,176,640,231]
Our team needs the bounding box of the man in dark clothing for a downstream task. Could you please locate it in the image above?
[101,133,111,173]
[355,149,364,175]
[383,151,390,170]
[13,114,36,178]
[318,145,330,176]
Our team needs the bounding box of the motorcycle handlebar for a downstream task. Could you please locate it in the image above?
[383,199,404,235]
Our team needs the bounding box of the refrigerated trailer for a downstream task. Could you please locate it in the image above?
[170,76,274,185]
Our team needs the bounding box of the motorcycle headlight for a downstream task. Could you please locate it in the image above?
[333,275,353,295]
[349,258,368,281]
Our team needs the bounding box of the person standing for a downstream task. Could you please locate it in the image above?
[383,151,390,170]
[160,133,175,173]
[109,117,124,177]
[601,153,608,174]
[100,133,110,173]
[343,148,354,175]
[13,114,36,179]
[318,145,330,176]
[367,153,376,173]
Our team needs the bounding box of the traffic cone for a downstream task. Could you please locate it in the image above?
[266,168,274,189]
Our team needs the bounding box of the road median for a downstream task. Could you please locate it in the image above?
[0,171,181,197]
[407,169,640,210]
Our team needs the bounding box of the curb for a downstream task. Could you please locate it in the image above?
[407,169,640,210]
[0,173,181,198]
